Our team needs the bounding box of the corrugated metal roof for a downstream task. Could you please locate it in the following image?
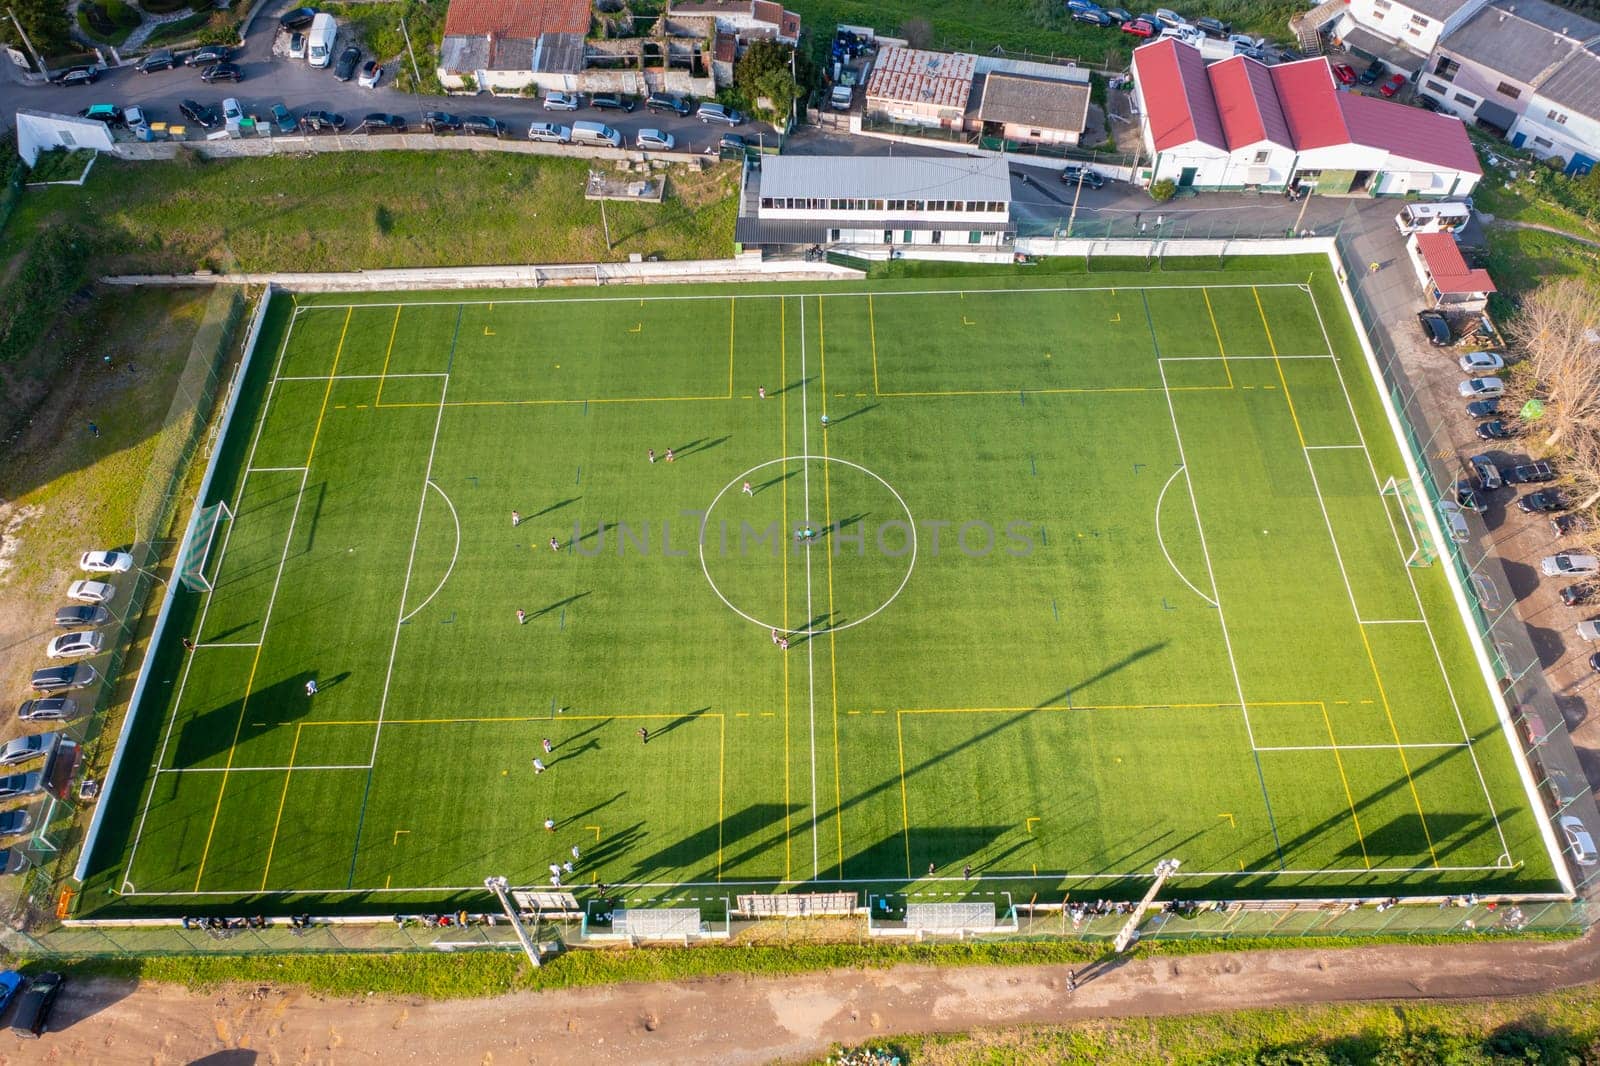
[1536,44,1600,118]
[1132,40,1227,152]
[977,73,1090,133]
[1440,0,1599,84]
[440,34,488,72]
[1401,0,1481,23]
[864,47,976,110]
[1416,232,1495,293]
[532,31,584,73]
[1340,91,1481,172]
[443,0,590,39]
[1338,24,1426,71]
[758,155,1011,203]
[1270,57,1349,149]
[1208,55,1292,147]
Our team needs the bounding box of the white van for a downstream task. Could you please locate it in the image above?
[307,13,336,68]
[570,120,622,148]
[1395,201,1470,235]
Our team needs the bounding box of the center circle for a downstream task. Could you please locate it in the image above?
[698,455,917,635]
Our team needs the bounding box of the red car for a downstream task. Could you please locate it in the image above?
[1379,72,1407,97]
[1332,63,1356,86]
[1122,17,1157,36]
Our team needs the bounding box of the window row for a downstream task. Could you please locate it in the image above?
[761,197,1006,212]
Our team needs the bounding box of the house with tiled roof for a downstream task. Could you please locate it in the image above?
[668,0,800,45]
[1131,39,1481,197]
[437,0,591,91]
[1407,231,1496,310]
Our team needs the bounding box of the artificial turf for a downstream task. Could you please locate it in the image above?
[81,260,1563,916]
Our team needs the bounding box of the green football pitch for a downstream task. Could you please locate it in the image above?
[85,261,1562,914]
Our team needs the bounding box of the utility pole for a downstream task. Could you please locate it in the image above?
[398,17,423,85]
[1113,858,1180,952]
[1065,150,1095,238]
[485,877,542,968]
[7,7,46,77]
[592,172,613,250]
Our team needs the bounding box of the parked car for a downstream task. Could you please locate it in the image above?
[1074,7,1115,24]
[289,31,306,59]
[1469,455,1502,491]
[1417,94,1441,111]
[1418,309,1452,346]
[67,581,114,606]
[1519,490,1564,514]
[1332,63,1358,86]
[297,110,345,132]
[423,111,463,133]
[1466,399,1499,418]
[720,132,749,152]
[1379,72,1407,97]
[1560,815,1598,866]
[1519,707,1554,743]
[135,50,175,74]
[29,664,97,693]
[1458,376,1504,399]
[46,631,103,660]
[1459,350,1506,372]
[335,45,361,82]
[269,103,296,133]
[17,698,81,722]
[1508,460,1557,483]
[697,102,743,125]
[1477,419,1511,440]
[358,60,383,88]
[49,65,97,86]
[1154,7,1186,27]
[79,550,133,573]
[179,99,221,129]
[0,773,42,801]
[9,971,62,1038]
[1436,498,1470,543]
[1455,479,1485,514]
[636,128,676,150]
[221,96,244,129]
[1542,553,1600,576]
[0,811,29,838]
[1104,5,1134,21]
[1561,583,1592,607]
[0,732,56,767]
[279,5,317,30]
[591,92,634,112]
[1359,59,1385,84]
[527,121,571,143]
[1161,24,1203,44]
[185,46,232,66]
[1554,512,1591,538]
[358,113,408,134]
[0,849,27,877]
[647,91,691,116]
[55,604,110,628]
[543,91,581,111]
[1060,165,1105,188]
[0,972,21,1014]
[78,104,124,126]
[1193,15,1231,36]
[461,115,506,137]
[1122,17,1158,36]
[200,62,243,83]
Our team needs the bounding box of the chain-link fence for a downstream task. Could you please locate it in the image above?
[1013,210,1346,242]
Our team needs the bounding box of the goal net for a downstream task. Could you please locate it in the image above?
[178,501,232,592]
[1381,477,1435,567]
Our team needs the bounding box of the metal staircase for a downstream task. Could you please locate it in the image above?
[1291,0,1348,54]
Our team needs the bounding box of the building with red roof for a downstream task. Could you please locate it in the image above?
[1407,231,1496,309]
[1131,39,1482,198]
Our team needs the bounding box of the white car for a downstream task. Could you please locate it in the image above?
[1435,498,1470,543]
[1458,351,1506,373]
[1560,815,1597,866]
[543,91,580,111]
[636,128,675,151]
[359,60,383,88]
[696,102,742,125]
[79,550,133,573]
[222,96,243,129]
[1542,554,1600,577]
[46,631,103,659]
[1458,376,1504,399]
[527,121,571,143]
[288,30,306,59]
[67,579,115,604]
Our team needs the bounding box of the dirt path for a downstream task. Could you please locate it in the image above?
[1485,217,1600,250]
[16,927,1600,1064]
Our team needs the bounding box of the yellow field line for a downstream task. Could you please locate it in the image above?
[376,305,402,406]
[819,295,844,878]
[896,710,912,878]
[375,394,731,409]
[258,724,303,891]
[1202,288,1233,388]
[1318,701,1371,870]
[898,700,1321,716]
[781,295,792,884]
[299,712,717,727]
[192,306,352,891]
[877,385,1233,398]
[868,293,881,397]
[718,713,726,881]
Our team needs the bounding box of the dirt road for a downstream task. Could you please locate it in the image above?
[12,926,1600,1065]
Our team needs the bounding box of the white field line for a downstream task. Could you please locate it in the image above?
[246,466,308,473]
[197,641,261,648]
[1160,354,1334,362]
[800,296,819,882]
[397,480,462,625]
[1305,286,1512,864]
[1156,360,1284,868]
[276,372,447,382]
[1256,742,1469,752]
[124,310,305,881]
[1359,619,1427,625]
[1304,444,1366,450]
[294,281,1312,312]
[1154,465,1218,607]
[369,373,454,766]
[157,763,372,773]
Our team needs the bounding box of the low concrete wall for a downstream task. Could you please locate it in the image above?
[107,131,714,166]
[103,257,865,292]
[1015,236,1331,258]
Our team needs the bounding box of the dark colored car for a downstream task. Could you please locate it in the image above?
[719,132,748,152]
[55,604,110,628]
[1477,419,1510,440]
[335,45,362,82]
[461,115,506,137]
[1417,94,1441,112]
[1104,5,1134,20]
[78,104,125,126]
[1465,400,1499,419]
[135,50,175,73]
[1455,480,1485,514]
[297,109,345,132]
[185,45,232,66]
[423,111,462,133]
[591,92,634,112]
[269,102,296,133]
[50,65,97,86]
[29,664,96,693]
[1508,461,1557,483]
[1519,490,1564,514]
[1359,59,1385,84]
[1073,7,1114,24]
[1193,15,1231,37]
[279,5,317,29]
[1561,584,1592,607]
[1418,309,1452,346]
[0,810,28,837]
[1060,165,1105,188]
[17,697,80,722]
[359,113,408,134]
[646,91,691,116]
[1276,47,1304,62]
[1554,513,1591,538]
[200,62,243,83]
[180,99,221,128]
[9,972,62,1038]
[0,972,22,1014]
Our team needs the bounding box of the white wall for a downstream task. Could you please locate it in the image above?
[1511,96,1600,165]
[1150,145,1234,186]
[1341,0,1487,55]
[16,110,114,165]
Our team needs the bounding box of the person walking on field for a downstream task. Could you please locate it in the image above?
[542,738,553,754]
[664,448,675,463]
[517,609,527,625]
[532,758,546,774]
[758,385,766,399]
[648,448,656,463]
[305,679,318,697]
[512,510,521,527]
[549,537,561,552]
[637,726,649,744]
[743,481,754,497]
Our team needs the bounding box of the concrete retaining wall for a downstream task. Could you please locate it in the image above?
[1016,236,1332,258]
[107,131,716,166]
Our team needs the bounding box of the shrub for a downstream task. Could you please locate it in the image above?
[1149,178,1176,202]
[102,0,142,28]
[140,0,196,12]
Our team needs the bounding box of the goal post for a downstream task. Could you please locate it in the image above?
[1381,476,1435,567]
[178,500,233,592]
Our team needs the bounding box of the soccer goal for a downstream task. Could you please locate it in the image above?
[178,501,233,592]
[1381,476,1436,567]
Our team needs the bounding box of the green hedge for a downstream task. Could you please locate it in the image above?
[0,225,93,366]
[140,0,196,12]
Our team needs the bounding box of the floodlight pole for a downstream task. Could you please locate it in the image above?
[485,876,542,967]
[1112,858,1180,953]
[6,7,46,77]
[398,18,423,87]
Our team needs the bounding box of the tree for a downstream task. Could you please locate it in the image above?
[898,17,933,49]
[733,39,812,124]
[1504,278,1600,451]
[0,0,73,60]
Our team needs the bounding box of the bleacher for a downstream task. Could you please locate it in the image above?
[736,892,859,916]
[903,902,998,933]
[611,908,706,940]
[511,891,580,918]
